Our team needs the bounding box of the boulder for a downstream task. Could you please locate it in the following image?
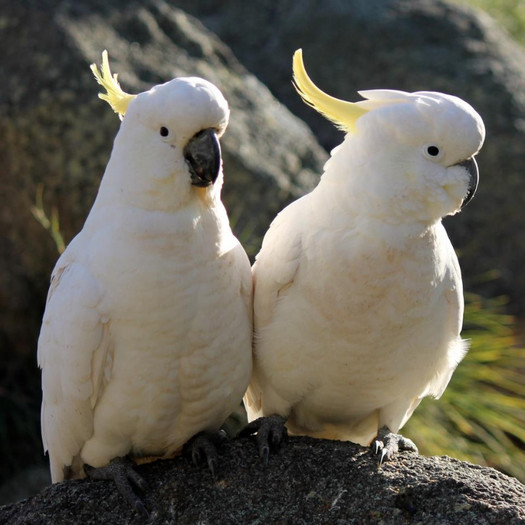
[1,436,524,524]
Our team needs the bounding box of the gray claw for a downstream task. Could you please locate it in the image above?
[241,415,288,464]
[135,500,149,518]
[84,456,149,516]
[260,444,270,466]
[184,431,224,479]
[207,457,217,480]
[371,426,418,465]
[379,448,389,465]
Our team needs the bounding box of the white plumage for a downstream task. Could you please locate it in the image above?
[245,52,485,450]
[38,61,252,483]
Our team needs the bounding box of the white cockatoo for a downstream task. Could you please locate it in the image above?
[243,49,485,463]
[37,51,252,512]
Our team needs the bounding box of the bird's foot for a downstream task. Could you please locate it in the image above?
[183,430,228,480]
[240,415,288,465]
[372,425,418,465]
[84,456,148,517]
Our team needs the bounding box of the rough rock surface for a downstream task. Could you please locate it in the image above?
[177,0,525,313]
[1,436,524,524]
[0,0,326,481]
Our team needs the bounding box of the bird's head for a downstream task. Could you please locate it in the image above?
[293,49,485,225]
[91,51,229,211]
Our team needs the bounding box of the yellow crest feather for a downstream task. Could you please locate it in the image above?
[90,50,136,118]
[292,49,368,134]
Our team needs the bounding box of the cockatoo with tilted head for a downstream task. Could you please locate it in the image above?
[38,51,252,513]
[243,49,485,463]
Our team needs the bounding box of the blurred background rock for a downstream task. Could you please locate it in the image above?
[1,0,524,505]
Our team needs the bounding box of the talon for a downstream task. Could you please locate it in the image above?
[241,415,288,463]
[260,445,270,466]
[207,457,217,480]
[372,426,418,464]
[135,500,149,518]
[84,456,148,516]
[191,448,202,466]
[127,467,149,492]
[183,431,225,478]
[399,435,418,453]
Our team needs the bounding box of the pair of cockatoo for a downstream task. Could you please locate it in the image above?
[38,49,484,512]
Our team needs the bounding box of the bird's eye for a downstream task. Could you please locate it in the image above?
[427,145,440,157]
[160,126,169,137]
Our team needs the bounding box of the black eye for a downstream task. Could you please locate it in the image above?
[427,145,440,157]
[160,126,169,137]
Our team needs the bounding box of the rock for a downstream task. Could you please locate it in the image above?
[1,436,524,524]
[0,0,326,482]
[0,466,50,507]
[175,0,525,313]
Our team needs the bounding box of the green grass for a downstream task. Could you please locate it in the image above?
[405,294,525,481]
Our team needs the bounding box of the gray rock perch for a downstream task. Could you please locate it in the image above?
[1,436,524,524]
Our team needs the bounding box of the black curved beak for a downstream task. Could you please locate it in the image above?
[456,157,479,208]
[183,128,221,187]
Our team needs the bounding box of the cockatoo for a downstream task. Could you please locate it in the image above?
[243,49,485,463]
[37,51,252,513]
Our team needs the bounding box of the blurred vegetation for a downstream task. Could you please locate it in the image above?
[31,185,66,255]
[457,0,525,43]
[405,294,525,481]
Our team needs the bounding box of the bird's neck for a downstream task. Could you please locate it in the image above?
[317,141,441,231]
[316,175,437,233]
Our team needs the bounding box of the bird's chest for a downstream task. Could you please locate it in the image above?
[88,230,250,446]
[89,223,243,354]
[301,232,441,334]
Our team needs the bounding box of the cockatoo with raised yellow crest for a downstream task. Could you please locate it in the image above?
[243,49,485,463]
[37,51,252,513]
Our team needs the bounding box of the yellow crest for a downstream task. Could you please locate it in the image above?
[90,50,136,119]
[292,49,368,134]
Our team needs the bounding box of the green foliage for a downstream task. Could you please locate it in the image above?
[457,0,525,44]
[31,184,65,255]
[405,294,525,481]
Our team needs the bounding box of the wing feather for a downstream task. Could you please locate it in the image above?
[245,202,304,416]
[38,255,110,482]
[252,204,303,332]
